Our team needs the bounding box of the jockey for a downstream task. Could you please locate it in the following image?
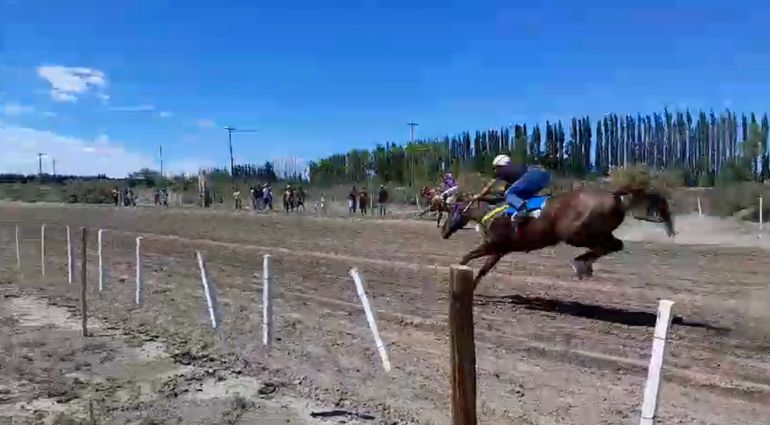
[440,172,459,203]
[473,154,551,229]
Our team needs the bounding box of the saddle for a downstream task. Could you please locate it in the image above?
[480,195,550,228]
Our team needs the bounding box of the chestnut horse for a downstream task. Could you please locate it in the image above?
[418,187,471,227]
[442,186,675,288]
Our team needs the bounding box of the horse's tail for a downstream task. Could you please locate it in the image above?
[612,186,676,237]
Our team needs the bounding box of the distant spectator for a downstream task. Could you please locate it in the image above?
[111,187,120,207]
[378,185,389,216]
[262,184,273,210]
[359,188,369,216]
[348,186,358,214]
[233,188,242,210]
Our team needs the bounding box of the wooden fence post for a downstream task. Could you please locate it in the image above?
[449,265,477,425]
[135,236,143,305]
[40,223,46,276]
[639,300,675,425]
[262,254,273,347]
[80,227,88,337]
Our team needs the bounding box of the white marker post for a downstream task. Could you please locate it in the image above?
[66,226,73,284]
[135,236,143,305]
[196,251,220,329]
[760,196,764,234]
[40,224,46,276]
[15,225,21,276]
[98,229,104,291]
[697,197,702,217]
[262,254,273,347]
[640,300,675,425]
[349,268,391,372]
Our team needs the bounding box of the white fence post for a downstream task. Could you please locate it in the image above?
[40,223,46,277]
[760,196,764,233]
[697,197,702,217]
[195,251,220,329]
[349,267,391,372]
[640,300,675,425]
[66,226,73,284]
[15,225,21,276]
[262,254,273,347]
[98,229,104,291]
[135,236,143,305]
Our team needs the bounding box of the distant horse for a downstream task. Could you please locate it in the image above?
[442,186,676,288]
[418,187,471,227]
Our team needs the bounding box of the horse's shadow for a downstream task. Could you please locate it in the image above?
[475,293,730,332]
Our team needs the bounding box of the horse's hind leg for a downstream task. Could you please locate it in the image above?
[572,235,624,279]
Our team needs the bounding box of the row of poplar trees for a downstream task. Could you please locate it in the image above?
[308,108,770,187]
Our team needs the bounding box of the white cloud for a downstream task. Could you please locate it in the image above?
[97,93,110,102]
[158,110,173,118]
[196,118,217,129]
[0,125,155,177]
[108,104,156,112]
[37,65,108,103]
[2,102,35,116]
[42,111,58,118]
[51,91,78,102]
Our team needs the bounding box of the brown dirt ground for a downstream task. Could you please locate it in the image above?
[1,202,770,424]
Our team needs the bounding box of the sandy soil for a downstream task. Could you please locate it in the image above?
[1,202,770,424]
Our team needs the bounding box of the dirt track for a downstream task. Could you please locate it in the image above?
[2,203,770,424]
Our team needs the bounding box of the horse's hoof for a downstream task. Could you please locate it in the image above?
[571,261,591,279]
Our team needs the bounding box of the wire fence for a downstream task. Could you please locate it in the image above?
[0,221,678,424]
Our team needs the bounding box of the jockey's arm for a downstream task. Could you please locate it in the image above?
[476,178,499,199]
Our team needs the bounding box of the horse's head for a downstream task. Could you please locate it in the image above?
[441,202,470,239]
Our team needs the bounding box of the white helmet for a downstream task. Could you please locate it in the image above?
[492,154,511,167]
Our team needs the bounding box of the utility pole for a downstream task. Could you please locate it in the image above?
[37,153,46,176]
[159,145,164,177]
[407,121,419,187]
[224,126,258,181]
[52,158,56,176]
[407,121,419,144]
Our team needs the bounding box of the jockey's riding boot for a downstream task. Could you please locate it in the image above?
[512,208,530,236]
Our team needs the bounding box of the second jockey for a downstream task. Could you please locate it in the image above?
[440,172,459,203]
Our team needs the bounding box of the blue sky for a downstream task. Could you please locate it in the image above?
[2,0,769,176]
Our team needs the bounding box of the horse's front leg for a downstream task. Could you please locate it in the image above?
[474,253,502,289]
[436,211,443,227]
[460,242,495,265]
